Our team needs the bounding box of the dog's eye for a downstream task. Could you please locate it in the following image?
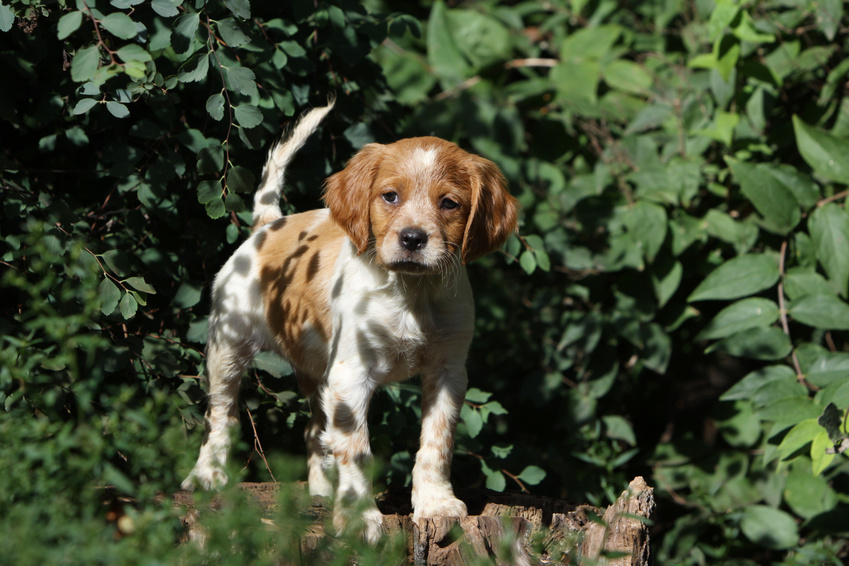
[440,198,459,210]
[382,191,399,204]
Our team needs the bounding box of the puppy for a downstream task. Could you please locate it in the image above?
[182,101,519,541]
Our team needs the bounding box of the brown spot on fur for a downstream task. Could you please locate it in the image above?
[257,210,344,381]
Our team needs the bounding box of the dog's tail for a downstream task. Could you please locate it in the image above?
[252,100,335,230]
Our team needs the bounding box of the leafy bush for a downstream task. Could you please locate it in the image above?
[2,0,849,563]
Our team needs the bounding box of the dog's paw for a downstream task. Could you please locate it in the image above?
[413,494,468,519]
[181,466,228,491]
[333,505,384,544]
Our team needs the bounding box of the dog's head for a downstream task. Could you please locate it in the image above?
[323,137,519,274]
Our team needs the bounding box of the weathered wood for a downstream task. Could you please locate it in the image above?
[581,477,655,565]
[174,478,654,565]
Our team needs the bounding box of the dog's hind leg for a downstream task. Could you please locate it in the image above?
[182,336,254,491]
[304,386,334,497]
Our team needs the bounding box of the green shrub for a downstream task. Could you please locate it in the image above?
[2,0,849,563]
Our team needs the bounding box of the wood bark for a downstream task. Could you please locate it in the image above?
[174,476,654,565]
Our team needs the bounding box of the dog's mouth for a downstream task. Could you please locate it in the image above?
[385,259,435,274]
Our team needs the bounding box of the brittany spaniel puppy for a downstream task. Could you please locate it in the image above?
[182,101,519,541]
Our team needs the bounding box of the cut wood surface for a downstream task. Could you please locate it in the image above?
[174,477,654,565]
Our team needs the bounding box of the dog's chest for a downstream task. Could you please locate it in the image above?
[348,287,435,379]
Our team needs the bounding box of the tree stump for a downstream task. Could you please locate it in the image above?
[174,477,654,565]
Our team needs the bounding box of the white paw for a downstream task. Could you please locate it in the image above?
[413,494,468,519]
[181,466,228,491]
[333,505,384,544]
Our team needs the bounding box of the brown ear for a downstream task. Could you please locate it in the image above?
[461,156,520,264]
[322,143,384,254]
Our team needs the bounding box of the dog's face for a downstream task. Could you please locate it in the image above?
[323,137,519,274]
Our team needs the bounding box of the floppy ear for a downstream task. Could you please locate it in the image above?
[461,156,520,264]
[322,143,384,254]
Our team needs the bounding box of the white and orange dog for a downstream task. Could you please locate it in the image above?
[182,102,519,541]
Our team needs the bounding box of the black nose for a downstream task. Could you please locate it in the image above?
[399,227,428,251]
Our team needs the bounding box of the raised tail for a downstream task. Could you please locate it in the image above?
[252,100,335,230]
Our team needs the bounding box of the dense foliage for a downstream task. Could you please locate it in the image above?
[2,0,849,563]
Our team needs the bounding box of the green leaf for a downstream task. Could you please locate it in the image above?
[519,250,536,274]
[224,192,245,213]
[465,388,492,404]
[602,415,636,446]
[100,13,137,40]
[758,396,822,431]
[815,0,843,42]
[197,146,224,175]
[732,10,774,44]
[205,196,226,219]
[444,8,512,72]
[790,294,849,330]
[197,180,221,204]
[427,0,472,82]
[123,277,155,294]
[0,3,13,32]
[98,279,121,315]
[798,347,849,387]
[602,60,652,95]
[485,469,506,491]
[783,268,834,301]
[812,430,836,476]
[463,406,483,438]
[116,44,151,62]
[71,45,101,83]
[793,115,849,184]
[623,201,667,262]
[722,365,797,401]
[178,51,209,83]
[225,0,250,19]
[223,66,257,97]
[106,101,129,118]
[777,419,820,460]
[739,506,799,550]
[119,292,138,319]
[173,281,202,309]
[697,298,780,340]
[551,60,599,105]
[205,93,226,121]
[715,400,761,447]
[172,12,200,54]
[73,98,98,115]
[688,253,779,302]
[226,166,255,193]
[640,323,671,374]
[279,40,307,58]
[151,0,181,17]
[651,259,682,307]
[784,466,836,519]
[726,157,800,234]
[560,24,622,60]
[217,17,249,47]
[57,11,83,40]
[808,203,849,297]
[233,104,262,129]
[707,326,791,361]
[252,351,292,378]
[517,465,546,486]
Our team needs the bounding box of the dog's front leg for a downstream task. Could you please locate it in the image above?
[320,372,383,543]
[411,365,469,519]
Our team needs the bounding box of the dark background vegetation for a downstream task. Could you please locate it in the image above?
[2,0,849,563]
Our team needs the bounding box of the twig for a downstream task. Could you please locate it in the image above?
[246,405,278,483]
[504,58,558,69]
[817,189,849,207]
[777,240,814,390]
